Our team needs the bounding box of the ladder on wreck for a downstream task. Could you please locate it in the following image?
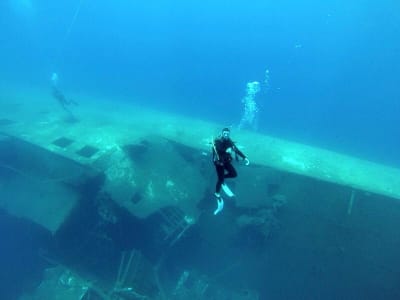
[110,250,156,299]
[158,206,194,247]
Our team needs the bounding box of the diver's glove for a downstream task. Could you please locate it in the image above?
[244,157,250,166]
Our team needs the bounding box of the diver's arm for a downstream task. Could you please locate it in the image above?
[231,142,250,165]
[231,142,246,159]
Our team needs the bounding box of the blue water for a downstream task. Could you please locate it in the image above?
[1,0,399,166]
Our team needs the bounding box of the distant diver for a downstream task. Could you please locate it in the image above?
[211,127,250,215]
[51,72,78,120]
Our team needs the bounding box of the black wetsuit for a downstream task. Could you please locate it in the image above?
[212,137,246,194]
[52,86,77,111]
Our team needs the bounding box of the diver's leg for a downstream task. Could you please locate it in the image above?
[213,163,225,215]
[214,163,225,195]
[220,163,236,197]
[224,163,237,179]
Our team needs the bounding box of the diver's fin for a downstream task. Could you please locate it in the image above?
[221,183,235,197]
[214,198,224,215]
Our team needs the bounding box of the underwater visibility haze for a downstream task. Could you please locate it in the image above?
[1,0,399,165]
[1,1,400,300]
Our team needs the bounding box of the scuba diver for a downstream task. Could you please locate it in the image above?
[51,73,78,118]
[211,127,250,215]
